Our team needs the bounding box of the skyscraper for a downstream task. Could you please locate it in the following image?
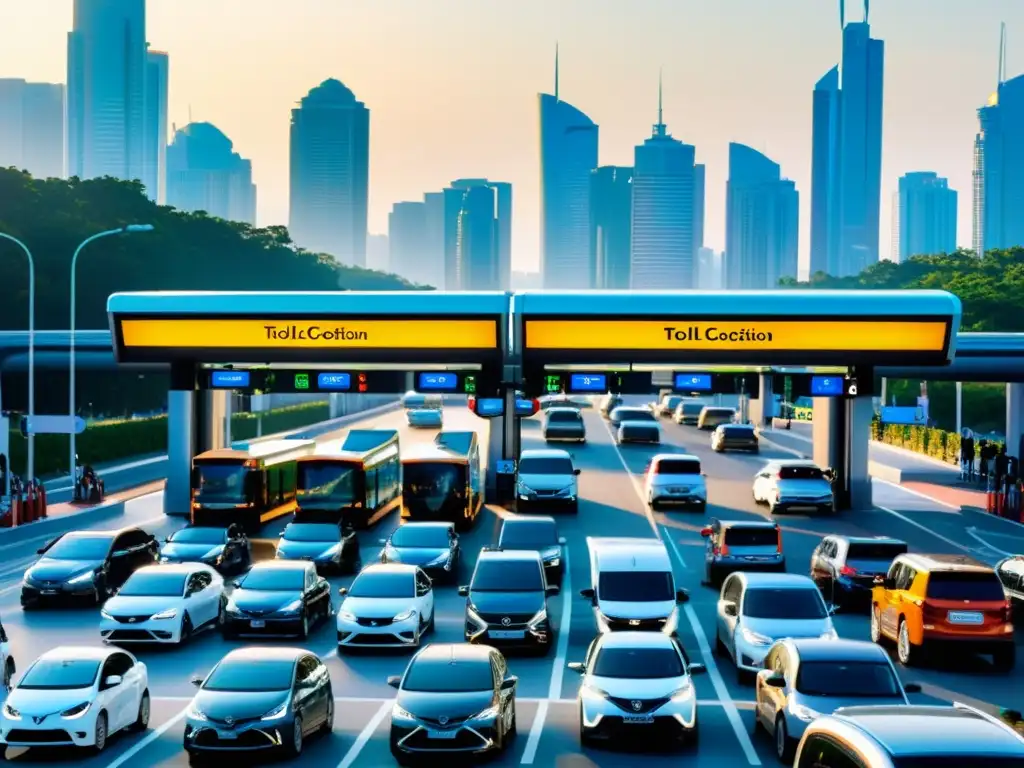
[166,122,257,225]
[67,0,147,183]
[422,191,447,288]
[697,247,724,290]
[693,163,706,260]
[142,48,168,203]
[440,179,511,290]
[539,47,599,289]
[630,78,697,289]
[0,79,64,178]
[590,166,633,289]
[289,79,370,266]
[895,172,957,261]
[724,143,799,289]
[455,185,500,290]
[388,201,429,284]
[973,25,1024,256]
[809,1,884,278]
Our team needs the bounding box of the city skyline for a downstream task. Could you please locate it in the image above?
[0,1,1019,277]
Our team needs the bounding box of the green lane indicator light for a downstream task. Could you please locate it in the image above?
[294,373,310,390]
[463,375,476,394]
[545,375,561,393]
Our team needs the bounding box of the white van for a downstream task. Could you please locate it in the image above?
[579,537,688,634]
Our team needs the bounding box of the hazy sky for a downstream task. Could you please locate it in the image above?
[1,1,1020,276]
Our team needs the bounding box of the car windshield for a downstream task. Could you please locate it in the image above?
[743,588,827,619]
[614,409,655,422]
[44,535,113,560]
[283,523,339,543]
[19,659,100,690]
[194,461,248,502]
[402,659,494,693]
[681,402,706,414]
[296,460,358,504]
[592,647,685,679]
[500,520,558,548]
[779,465,824,480]
[722,427,755,438]
[349,571,414,598]
[391,526,450,548]
[846,542,908,564]
[662,397,683,409]
[795,661,902,697]
[239,567,304,591]
[119,570,187,597]
[655,459,701,475]
[724,527,778,547]
[547,410,581,423]
[403,462,462,499]
[926,571,1007,601]
[472,559,543,592]
[518,457,575,475]
[599,571,674,602]
[169,528,226,545]
[204,660,294,692]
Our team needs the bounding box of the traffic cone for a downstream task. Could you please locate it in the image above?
[38,485,47,518]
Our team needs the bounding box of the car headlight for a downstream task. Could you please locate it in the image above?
[261,702,289,721]
[470,706,499,720]
[61,702,91,719]
[819,627,839,640]
[527,608,547,627]
[467,606,487,628]
[3,703,20,719]
[280,600,303,614]
[740,627,773,646]
[151,608,178,620]
[670,681,693,701]
[67,570,96,585]
[426,553,450,568]
[393,609,416,622]
[225,599,240,614]
[100,609,113,620]
[517,482,534,495]
[546,557,561,567]
[319,544,341,559]
[202,547,224,562]
[392,703,415,720]
[791,704,820,722]
[580,683,609,701]
[186,702,207,721]
[338,609,357,622]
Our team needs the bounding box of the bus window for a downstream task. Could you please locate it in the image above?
[297,461,359,506]
[374,456,401,504]
[366,467,379,509]
[194,462,248,503]
[404,463,462,500]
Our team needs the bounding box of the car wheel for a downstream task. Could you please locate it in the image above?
[427,607,436,632]
[180,613,193,644]
[509,703,517,737]
[298,611,310,641]
[578,703,593,746]
[3,658,14,691]
[695,501,707,513]
[130,690,151,732]
[714,631,727,656]
[870,606,883,644]
[93,711,108,753]
[569,501,579,514]
[283,715,303,757]
[897,619,917,666]
[320,694,335,734]
[775,714,794,762]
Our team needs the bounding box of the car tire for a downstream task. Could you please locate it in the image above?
[320,694,335,734]
[298,611,310,641]
[130,690,151,732]
[180,613,193,644]
[896,619,917,666]
[993,644,1016,672]
[509,704,517,737]
[427,607,436,632]
[695,502,707,513]
[92,711,108,753]
[714,631,727,656]
[870,605,884,644]
[775,714,795,762]
[569,501,579,514]
[3,658,14,691]
[578,703,593,746]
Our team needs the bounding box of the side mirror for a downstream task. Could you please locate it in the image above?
[579,587,595,600]
[567,662,585,674]
[688,663,706,676]
[546,585,560,597]
[558,537,566,545]
[36,547,46,555]
[904,682,922,694]
[675,589,689,603]
[458,586,469,597]
[338,587,348,596]
[190,675,203,687]
[827,604,838,616]
[386,675,402,689]
[700,527,713,537]
[103,675,123,688]
[573,468,581,475]
[500,675,518,691]
[723,602,738,617]
[765,674,786,688]
[229,580,241,589]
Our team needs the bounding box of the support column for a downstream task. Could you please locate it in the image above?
[749,373,775,426]
[1007,383,1024,459]
[198,389,228,452]
[165,363,196,517]
[812,396,872,511]
[846,396,873,510]
[329,393,342,419]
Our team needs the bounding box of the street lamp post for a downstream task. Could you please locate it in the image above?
[0,233,36,481]
[69,225,154,480]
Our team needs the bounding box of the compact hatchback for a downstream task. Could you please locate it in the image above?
[644,454,707,511]
[811,536,908,609]
[673,399,707,425]
[542,407,586,443]
[712,424,759,453]
[516,449,580,513]
[871,553,1015,670]
[702,518,785,586]
[753,460,835,514]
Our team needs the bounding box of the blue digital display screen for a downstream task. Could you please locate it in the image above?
[418,372,459,391]
[568,373,607,393]
[674,373,713,391]
[317,372,352,391]
[211,370,250,388]
[810,375,845,396]
[515,399,536,415]
[474,398,504,417]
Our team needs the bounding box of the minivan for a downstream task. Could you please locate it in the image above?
[698,406,737,430]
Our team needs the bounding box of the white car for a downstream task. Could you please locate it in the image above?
[100,563,224,645]
[0,620,14,690]
[1,645,149,752]
[752,460,835,514]
[644,453,707,511]
[336,563,435,650]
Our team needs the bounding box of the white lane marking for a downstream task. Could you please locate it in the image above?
[548,546,571,700]
[336,699,391,768]
[965,527,1015,557]
[600,417,761,766]
[874,477,961,511]
[664,533,762,766]
[874,503,982,558]
[103,704,189,768]
[520,699,548,764]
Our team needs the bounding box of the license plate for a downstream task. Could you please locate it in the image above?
[250,619,266,629]
[670,488,688,494]
[41,590,59,595]
[217,730,237,740]
[427,729,459,739]
[947,611,983,625]
[489,630,525,639]
[743,556,770,561]
[623,715,654,724]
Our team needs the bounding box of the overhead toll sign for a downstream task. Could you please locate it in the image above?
[522,317,952,365]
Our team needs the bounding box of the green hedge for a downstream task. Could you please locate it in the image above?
[870,419,1003,465]
[7,402,332,479]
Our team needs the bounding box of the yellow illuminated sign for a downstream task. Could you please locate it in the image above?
[524,320,948,352]
[120,318,499,350]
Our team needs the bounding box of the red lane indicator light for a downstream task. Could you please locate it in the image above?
[840,565,858,577]
[357,372,368,393]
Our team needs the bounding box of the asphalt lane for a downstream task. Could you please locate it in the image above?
[2,404,1022,766]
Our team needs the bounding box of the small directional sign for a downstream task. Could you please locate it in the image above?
[20,415,87,436]
[496,459,516,474]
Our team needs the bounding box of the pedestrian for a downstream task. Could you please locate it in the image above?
[994,444,1008,493]
[978,440,989,486]
[961,430,976,481]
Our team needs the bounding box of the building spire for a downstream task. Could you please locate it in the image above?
[999,22,1007,85]
[839,0,845,28]
[554,42,559,101]
[863,0,869,23]
[652,68,667,137]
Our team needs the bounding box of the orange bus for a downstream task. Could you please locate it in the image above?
[401,431,482,531]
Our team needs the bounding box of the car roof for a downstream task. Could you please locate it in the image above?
[651,453,700,463]
[832,535,907,545]
[223,647,305,663]
[546,407,582,415]
[502,515,556,527]
[520,448,574,460]
[63,529,119,540]
[415,643,493,665]
[247,560,310,572]
[358,563,417,576]
[477,549,544,563]
[897,553,994,573]
[396,521,454,532]
[598,631,679,650]
[784,638,889,662]
[717,423,754,429]
[133,563,198,576]
[41,646,115,662]
[612,406,648,412]
[832,705,1024,756]
[738,572,816,589]
[775,459,820,467]
[714,518,779,530]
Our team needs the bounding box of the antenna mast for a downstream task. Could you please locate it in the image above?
[999,22,1007,85]
[554,43,559,101]
[839,0,845,28]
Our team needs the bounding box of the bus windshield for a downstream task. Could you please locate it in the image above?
[403,463,463,499]
[297,461,359,505]
[194,461,248,503]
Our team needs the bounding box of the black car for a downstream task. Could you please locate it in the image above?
[380,521,461,581]
[542,408,586,443]
[459,550,558,653]
[275,521,361,573]
[996,555,1024,611]
[387,643,517,763]
[222,561,332,640]
[21,527,159,608]
[160,524,251,572]
[810,535,908,608]
[184,647,333,763]
[496,516,566,583]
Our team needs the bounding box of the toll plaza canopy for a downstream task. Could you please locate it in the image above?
[516,289,961,367]
[107,291,508,365]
